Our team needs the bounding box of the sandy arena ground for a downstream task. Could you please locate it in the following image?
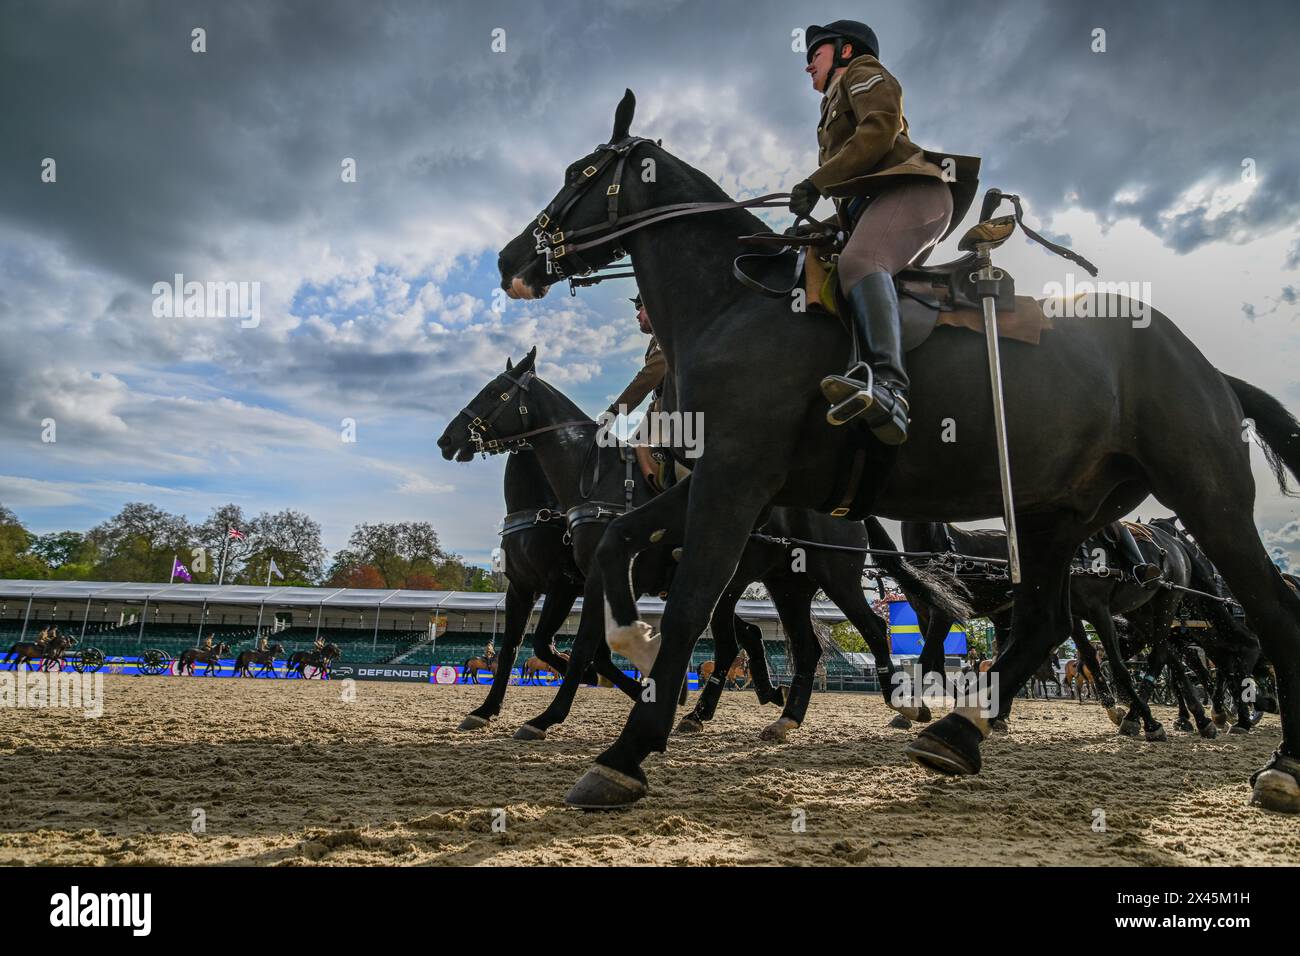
[1,674,1297,866]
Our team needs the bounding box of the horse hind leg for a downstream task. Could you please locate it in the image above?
[677,590,744,735]
[907,512,1083,776]
[1160,490,1300,811]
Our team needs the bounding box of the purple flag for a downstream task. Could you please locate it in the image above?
[172,557,192,583]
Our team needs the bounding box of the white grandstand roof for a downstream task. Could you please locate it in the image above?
[0,579,847,622]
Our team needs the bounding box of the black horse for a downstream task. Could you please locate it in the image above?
[1148,516,1270,731]
[284,643,339,678]
[437,360,968,740]
[234,643,285,677]
[4,632,77,671]
[455,452,584,730]
[177,642,230,676]
[496,90,1300,812]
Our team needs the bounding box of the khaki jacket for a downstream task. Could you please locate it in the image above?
[810,55,979,240]
[608,337,667,415]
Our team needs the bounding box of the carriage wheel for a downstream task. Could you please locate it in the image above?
[80,647,105,676]
[139,648,172,676]
[75,647,105,674]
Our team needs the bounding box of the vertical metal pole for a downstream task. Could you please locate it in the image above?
[138,597,149,641]
[80,596,91,642]
[977,251,1022,584]
[314,601,323,644]
[197,599,207,646]
[20,593,33,641]
[217,533,230,586]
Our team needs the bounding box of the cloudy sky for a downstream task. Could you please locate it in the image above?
[2,0,1299,571]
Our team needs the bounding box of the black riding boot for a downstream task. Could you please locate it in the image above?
[1114,523,1162,584]
[820,272,910,444]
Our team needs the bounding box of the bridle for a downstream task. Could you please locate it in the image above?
[454,367,595,455]
[529,134,793,293]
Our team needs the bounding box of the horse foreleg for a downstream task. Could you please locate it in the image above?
[570,468,781,807]
[460,581,538,730]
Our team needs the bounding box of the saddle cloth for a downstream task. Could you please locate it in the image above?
[804,253,1053,349]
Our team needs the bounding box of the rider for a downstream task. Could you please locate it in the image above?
[604,293,666,422]
[312,633,326,652]
[791,20,977,442]
[257,633,269,653]
[201,632,215,652]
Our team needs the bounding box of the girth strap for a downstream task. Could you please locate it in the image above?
[500,507,567,538]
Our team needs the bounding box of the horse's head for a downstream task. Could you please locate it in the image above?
[436,347,540,461]
[271,643,284,654]
[324,643,340,658]
[498,89,652,300]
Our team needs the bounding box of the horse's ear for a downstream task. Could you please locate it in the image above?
[505,356,514,371]
[520,345,538,371]
[611,89,636,142]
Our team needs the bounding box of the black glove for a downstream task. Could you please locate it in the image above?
[789,178,821,218]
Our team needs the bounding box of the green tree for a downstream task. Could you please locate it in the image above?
[239,509,326,585]
[192,504,251,583]
[0,505,50,579]
[86,502,192,581]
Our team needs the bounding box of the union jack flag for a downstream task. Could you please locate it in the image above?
[228,527,246,540]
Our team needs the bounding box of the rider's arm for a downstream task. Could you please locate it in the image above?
[606,341,667,417]
[809,58,906,196]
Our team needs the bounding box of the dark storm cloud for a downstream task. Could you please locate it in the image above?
[2,0,1298,474]
[4,0,1296,286]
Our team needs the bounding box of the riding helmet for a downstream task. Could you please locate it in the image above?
[805,20,879,65]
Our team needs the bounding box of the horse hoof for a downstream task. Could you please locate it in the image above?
[1119,718,1141,738]
[564,764,647,810]
[605,620,661,673]
[1251,763,1300,813]
[1212,711,1228,728]
[512,723,547,741]
[1145,725,1168,743]
[1229,723,1250,735]
[760,718,798,743]
[988,718,1009,733]
[457,714,491,732]
[1173,718,1194,733]
[904,715,982,776]
[674,716,704,735]
[915,705,933,723]
[1106,706,1125,727]
[887,713,912,730]
[1198,722,1218,740]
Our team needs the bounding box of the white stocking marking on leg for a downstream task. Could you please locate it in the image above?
[605,599,662,673]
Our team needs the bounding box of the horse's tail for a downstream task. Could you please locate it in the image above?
[1225,374,1300,496]
[864,517,972,621]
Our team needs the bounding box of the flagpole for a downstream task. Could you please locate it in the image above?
[218,530,230,586]
[266,558,273,588]
[169,554,177,585]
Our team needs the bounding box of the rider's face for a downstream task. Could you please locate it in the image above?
[805,42,845,93]
[637,305,652,334]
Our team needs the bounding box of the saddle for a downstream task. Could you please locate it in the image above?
[735,188,1100,352]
